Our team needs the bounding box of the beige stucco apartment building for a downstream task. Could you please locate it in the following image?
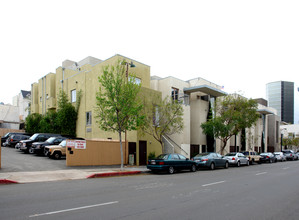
[31,54,162,165]
[30,54,281,165]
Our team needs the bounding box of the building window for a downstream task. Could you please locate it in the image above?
[71,89,76,103]
[86,111,92,126]
[153,106,159,126]
[171,87,179,101]
[129,76,141,85]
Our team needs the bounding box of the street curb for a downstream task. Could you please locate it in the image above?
[0,179,19,184]
[87,171,145,178]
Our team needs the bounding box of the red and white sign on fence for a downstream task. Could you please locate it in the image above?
[75,140,86,149]
[67,140,86,149]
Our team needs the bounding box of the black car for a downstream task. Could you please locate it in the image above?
[19,133,62,153]
[1,132,32,146]
[4,134,30,147]
[260,153,277,163]
[31,136,66,154]
[147,153,197,174]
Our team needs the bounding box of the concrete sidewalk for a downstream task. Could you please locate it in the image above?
[0,166,150,184]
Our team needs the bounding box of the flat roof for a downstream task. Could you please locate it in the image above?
[183,85,227,97]
[257,109,274,115]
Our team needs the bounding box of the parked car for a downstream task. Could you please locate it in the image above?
[1,132,32,146]
[45,140,67,159]
[147,153,197,174]
[282,150,296,161]
[31,136,66,154]
[274,152,287,162]
[240,151,262,164]
[260,153,277,163]
[4,134,30,148]
[191,153,229,170]
[223,152,249,167]
[44,138,85,159]
[19,133,62,153]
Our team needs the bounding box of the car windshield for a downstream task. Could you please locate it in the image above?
[46,137,56,143]
[156,154,169,160]
[242,152,249,155]
[260,153,268,156]
[29,134,39,140]
[4,133,10,138]
[225,153,236,156]
[59,140,66,147]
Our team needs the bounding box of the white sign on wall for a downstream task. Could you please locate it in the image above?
[67,140,86,149]
[75,140,86,149]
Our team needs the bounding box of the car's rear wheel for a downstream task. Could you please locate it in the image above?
[53,152,61,160]
[168,166,175,174]
[191,164,196,172]
[237,161,240,167]
[246,160,250,166]
[224,162,229,169]
[210,162,215,170]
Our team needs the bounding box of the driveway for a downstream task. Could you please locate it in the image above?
[0,146,123,173]
[1,146,68,172]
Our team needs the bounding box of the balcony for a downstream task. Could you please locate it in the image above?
[47,97,56,110]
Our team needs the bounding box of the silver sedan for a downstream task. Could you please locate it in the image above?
[224,152,250,167]
[274,152,287,162]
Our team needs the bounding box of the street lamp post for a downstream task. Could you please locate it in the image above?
[121,60,136,164]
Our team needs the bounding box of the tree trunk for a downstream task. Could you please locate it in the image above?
[119,130,124,170]
[220,139,228,155]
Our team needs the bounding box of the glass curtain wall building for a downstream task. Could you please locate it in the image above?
[266,81,294,124]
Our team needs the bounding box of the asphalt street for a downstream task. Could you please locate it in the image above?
[1,160,299,220]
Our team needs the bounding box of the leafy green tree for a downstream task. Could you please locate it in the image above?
[40,110,59,133]
[56,90,79,137]
[25,113,42,134]
[283,135,299,149]
[95,60,144,170]
[201,94,259,155]
[140,95,184,153]
[25,90,81,136]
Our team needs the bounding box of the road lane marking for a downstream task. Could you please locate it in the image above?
[282,167,289,170]
[256,172,267,176]
[29,201,119,218]
[202,180,226,187]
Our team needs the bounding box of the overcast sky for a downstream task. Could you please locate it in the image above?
[1,0,298,105]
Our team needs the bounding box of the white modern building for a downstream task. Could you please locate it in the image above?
[151,76,281,157]
[13,90,31,122]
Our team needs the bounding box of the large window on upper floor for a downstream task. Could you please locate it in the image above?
[129,76,141,85]
[171,87,179,101]
[71,89,76,103]
[153,106,159,126]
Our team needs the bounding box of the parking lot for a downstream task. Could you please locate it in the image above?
[1,146,68,172]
